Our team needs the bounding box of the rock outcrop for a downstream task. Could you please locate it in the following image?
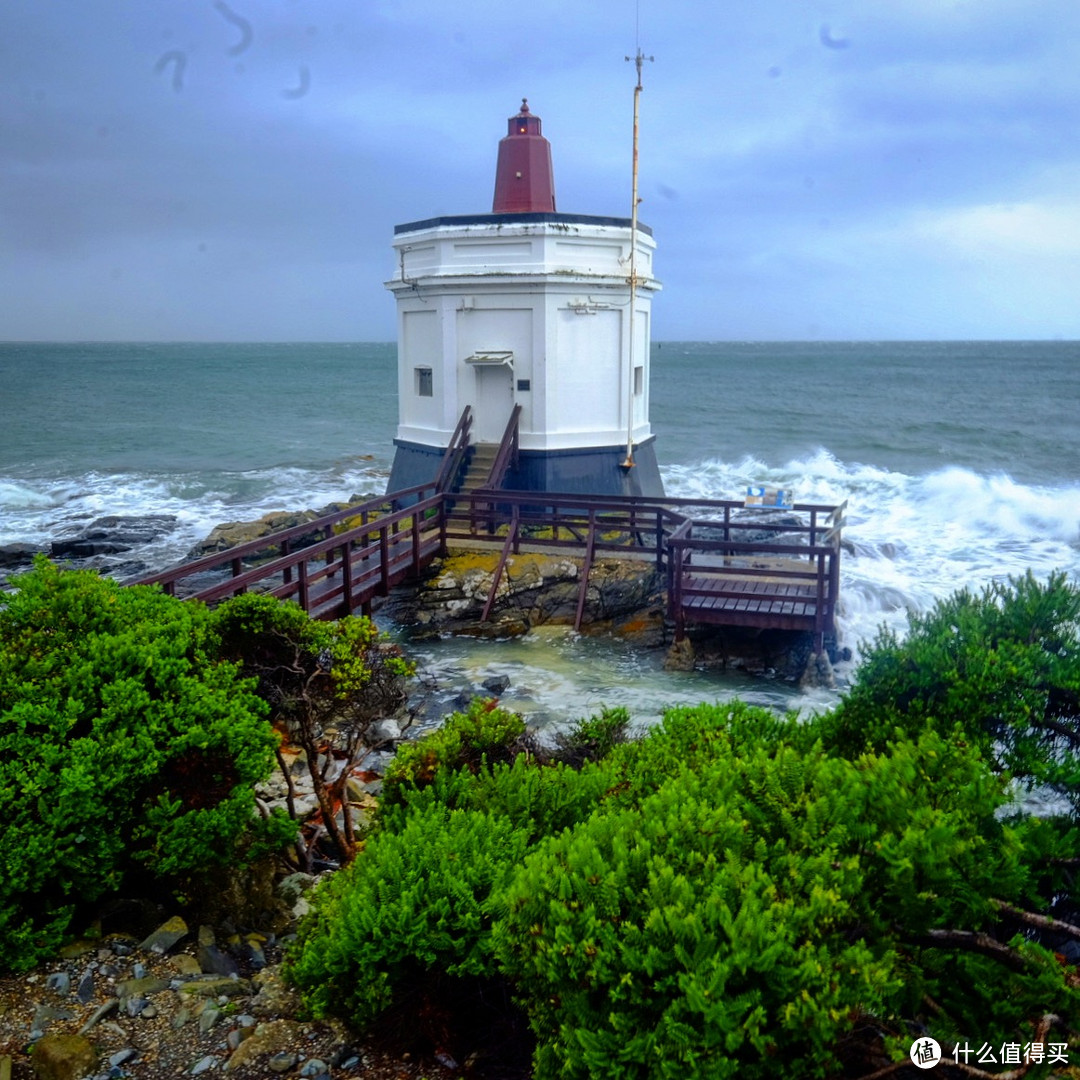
[380,548,667,644]
[49,516,178,560]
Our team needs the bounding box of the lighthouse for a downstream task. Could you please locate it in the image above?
[385,99,663,497]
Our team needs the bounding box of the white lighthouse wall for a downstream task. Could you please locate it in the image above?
[389,218,658,452]
[549,308,621,437]
[399,309,441,432]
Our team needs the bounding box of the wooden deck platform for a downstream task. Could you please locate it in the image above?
[680,575,826,630]
[131,487,845,650]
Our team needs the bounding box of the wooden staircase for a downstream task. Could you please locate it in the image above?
[456,443,498,493]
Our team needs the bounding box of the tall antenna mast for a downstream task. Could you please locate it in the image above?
[621,46,653,470]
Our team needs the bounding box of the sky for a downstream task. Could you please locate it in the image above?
[2,0,1079,342]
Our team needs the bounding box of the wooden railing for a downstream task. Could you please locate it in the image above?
[129,481,442,618]
[433,405,472,493]
[132,486,844,646]
[485,403,522,489]
[665,506,844,650]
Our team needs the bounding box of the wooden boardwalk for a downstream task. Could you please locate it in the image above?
[132,486,845,650]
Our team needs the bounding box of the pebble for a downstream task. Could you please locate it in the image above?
[300,1060,328,1077]
[109,1047,139,1067]
[269,1051,299,1073]
[124,996,149,1018]
[190,1054,218,1074]
[45,972,71,996]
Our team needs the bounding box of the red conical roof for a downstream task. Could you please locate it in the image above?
[492,99,556,214]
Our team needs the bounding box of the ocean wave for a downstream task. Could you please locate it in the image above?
[0,480,65,511]
[0,460,392,568]
[661,453,1080,657]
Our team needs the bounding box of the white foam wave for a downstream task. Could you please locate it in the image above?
[0,460,392,569]
[661,453,1080,658]
[0,481,64,511]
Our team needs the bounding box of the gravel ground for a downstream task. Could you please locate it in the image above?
[0,927,468,1080]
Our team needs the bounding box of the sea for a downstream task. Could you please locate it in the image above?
[2,340,1079,732]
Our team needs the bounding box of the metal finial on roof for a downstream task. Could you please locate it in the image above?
[519,98,530,114]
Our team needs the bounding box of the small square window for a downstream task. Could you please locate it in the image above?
[415,367,433,397]
[517,379,531,392]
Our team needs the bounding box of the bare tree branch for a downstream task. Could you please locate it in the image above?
[907,929,1034,973]
[991,898,1080,941]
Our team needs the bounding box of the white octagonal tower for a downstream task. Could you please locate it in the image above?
[386,100,663,497]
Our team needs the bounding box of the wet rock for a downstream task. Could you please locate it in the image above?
[28,1033,97,1080]
[198,945,240,979]
[169,955,203,977]
[393,550,664,641]
[139,916,189,956]
[248,971,302,1019]
[30,1005,75,1039]
[116,976,169,1001]
[188,511,321,562]
[189,1055,218,1075]
[199,1005,223,1033]
[482,674,511,694]
[78,999,118,1036]
[368,717,401,744]
[44,973,70,997]
[799,650,836,690]
[50,515,177,559]
[178,977,252,999]
[0,542,41,569]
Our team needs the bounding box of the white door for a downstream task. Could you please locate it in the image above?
[473,364,514,442]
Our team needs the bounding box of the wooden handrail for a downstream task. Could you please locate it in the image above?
[434,405,472,493]
[485,404,522,489]
[481,504,520,622]
[127,481,439,590]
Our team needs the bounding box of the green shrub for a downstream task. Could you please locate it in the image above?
[0,560,282,971]
[381,698,527,806]
[492,706,1077,1079]
[285,614,1080,1077]
[287,803,530,1031]
[552,705,632,768]
[821,571,1080,809]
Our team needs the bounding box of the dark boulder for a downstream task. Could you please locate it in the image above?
[50,515,177,559]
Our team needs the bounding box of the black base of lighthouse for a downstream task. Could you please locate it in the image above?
[387,438,664,499]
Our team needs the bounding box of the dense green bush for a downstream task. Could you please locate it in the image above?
[289,691,1080,1077]
[283,575,1080,1075]
[822,570,1080,809]
[288,804,531,1031]
[380,697,527,808]
[0,560,284,971]
[493,708,1075,1079]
